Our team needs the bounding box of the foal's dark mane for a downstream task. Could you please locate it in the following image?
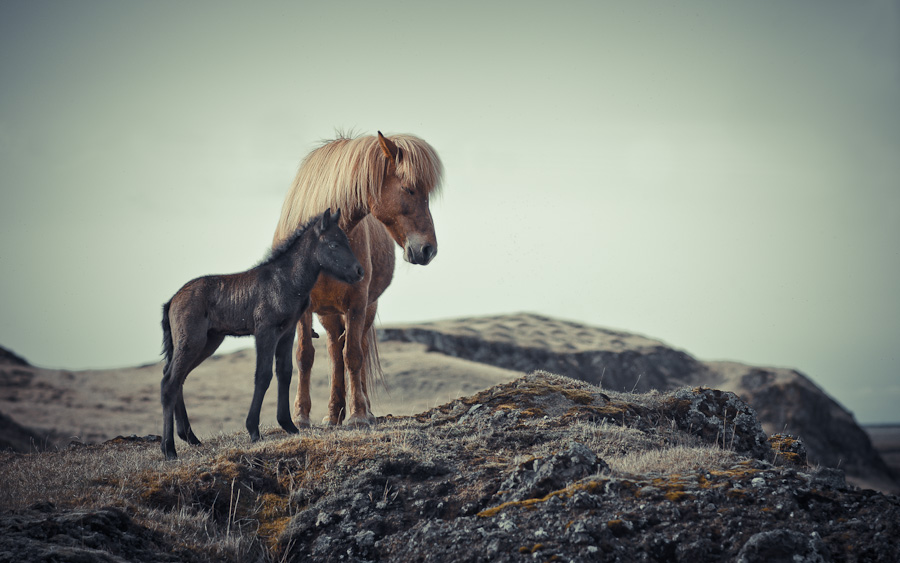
[259,214,319,267]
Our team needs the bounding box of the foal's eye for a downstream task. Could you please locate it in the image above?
[328,242,338,249]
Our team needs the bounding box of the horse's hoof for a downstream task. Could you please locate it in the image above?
[295,417,312,429]
[322,416,340,427]
[346,415,371,428]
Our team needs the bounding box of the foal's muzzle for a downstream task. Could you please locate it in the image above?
[347,265,365,283]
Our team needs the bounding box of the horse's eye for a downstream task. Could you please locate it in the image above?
[402,186,414,195]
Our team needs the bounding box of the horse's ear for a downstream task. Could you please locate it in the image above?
[377,131,401,163]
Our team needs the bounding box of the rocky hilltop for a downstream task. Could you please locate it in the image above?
[1,372,898,562]
[379,313,897,492]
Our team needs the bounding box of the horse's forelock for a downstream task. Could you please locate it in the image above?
[392,134,444,196]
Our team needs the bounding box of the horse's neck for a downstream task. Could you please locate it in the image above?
[342,205,371,233]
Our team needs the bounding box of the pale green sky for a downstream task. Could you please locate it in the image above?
[1,1,898,423]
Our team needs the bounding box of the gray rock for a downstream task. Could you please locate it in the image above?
[737,529,831,563]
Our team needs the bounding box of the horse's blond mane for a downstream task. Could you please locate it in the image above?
[273,133,443,244]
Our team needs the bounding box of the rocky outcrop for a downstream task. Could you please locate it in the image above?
[0,504,201,563]
[273,373,899,562]
[707,361,897,494]
[379,313,898,492]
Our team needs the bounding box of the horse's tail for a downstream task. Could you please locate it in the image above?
[161,300,174,375]
[365,324,387,396]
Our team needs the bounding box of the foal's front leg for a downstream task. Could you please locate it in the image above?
[274,329,300,435]
[246,331,277,442]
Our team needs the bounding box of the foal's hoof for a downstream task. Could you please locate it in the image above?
[279,420,301,434]
[162,444,178,461]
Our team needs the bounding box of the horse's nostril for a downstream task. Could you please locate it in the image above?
[422,244,435,263]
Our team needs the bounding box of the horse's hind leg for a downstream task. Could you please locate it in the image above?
[274,329,299,434]
[359,301,379,423]
[292,308,315,427]
[320,313,347,426]
[175,333,224,446]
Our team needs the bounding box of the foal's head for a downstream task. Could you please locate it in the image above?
[315,208,365,284]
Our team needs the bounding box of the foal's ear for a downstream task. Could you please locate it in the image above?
[377,131,401,163]
[316,209,331,235]
[318,208,340,234]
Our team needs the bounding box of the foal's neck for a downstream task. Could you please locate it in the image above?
[284,234,321,290]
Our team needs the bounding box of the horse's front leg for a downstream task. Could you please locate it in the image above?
[320,314,346,426]
[274,328,299,434]
[343,307,371,427]
[293,308,315,428]
[246,331,277,442]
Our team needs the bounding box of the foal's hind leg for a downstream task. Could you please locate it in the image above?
[161,344,202,461]
[175,333,225,446]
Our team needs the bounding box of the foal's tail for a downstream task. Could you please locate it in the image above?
[161,300,174,375]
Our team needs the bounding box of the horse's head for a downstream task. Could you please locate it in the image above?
[369,132,439,266]
[315,208,365,284]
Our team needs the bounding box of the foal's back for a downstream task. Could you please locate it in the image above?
[167,271,263,339]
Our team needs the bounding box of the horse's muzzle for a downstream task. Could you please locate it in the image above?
[404,242,437,265]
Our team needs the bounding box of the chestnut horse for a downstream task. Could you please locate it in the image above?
[272,132,443,426]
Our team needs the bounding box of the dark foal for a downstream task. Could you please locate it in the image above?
[160,209,363,460]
